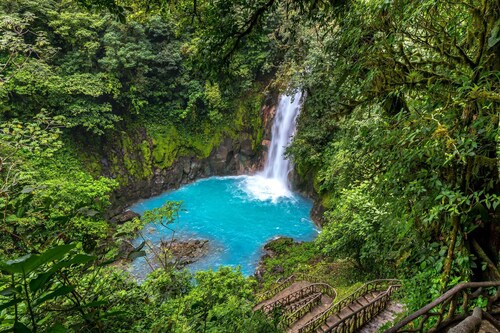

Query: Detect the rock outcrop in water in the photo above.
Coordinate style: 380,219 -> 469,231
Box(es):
160,239 -> 210,268
255,237 -> 296,283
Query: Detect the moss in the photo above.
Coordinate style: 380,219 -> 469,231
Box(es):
109,153 -> 127,186
313,173 -> 322,193
258,241 -> 367,299
187,121 -> 223,158
140,140 -> 153,177
265,237 -> 296,253
83,154 -> 103,176
150,124 -> 181,169
121,131 -> 143,180
320,191 -> 335,209
231,87 -> 263,150
73,82 -> 267,187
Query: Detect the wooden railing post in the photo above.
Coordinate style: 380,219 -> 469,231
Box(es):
385,281 -> 500,333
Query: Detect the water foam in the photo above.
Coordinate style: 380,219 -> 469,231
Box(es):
240,91 -> 303,202
241,175 -> 294,203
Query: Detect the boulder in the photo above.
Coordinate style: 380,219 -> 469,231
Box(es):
160,239 -> 210,268
111,210 -> 140,224
270,264 -> 284,274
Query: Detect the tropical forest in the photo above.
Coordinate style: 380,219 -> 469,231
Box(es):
0,0 -> 499,332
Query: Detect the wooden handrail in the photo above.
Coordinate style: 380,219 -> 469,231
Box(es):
286,292 -> 323,314
324,284 -> 401,333
255,274 -> 297,303
279,293 -> 323,328
385,281 -> 500,333
298,279 -> 401,333
261,283 -> 337,315
281,283 -> 337,327
255,273 -> 327,304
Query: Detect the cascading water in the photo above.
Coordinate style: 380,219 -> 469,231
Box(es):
263,91 -> 302,186
242,91 -> 303,202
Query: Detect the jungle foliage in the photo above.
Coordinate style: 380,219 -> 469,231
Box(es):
163,0 -> 500,312
166,0 -> 499,309
0,0 -> 499,331
0,0 -> 279,331
283,0 -> 500,309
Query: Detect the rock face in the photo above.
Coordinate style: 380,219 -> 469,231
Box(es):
107,134 -> 263,217
99,92 -> 279,218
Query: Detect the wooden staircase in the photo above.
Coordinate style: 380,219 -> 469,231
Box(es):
256,276 -> 500,333
254,275 -> 401,333
297,280 -> 401,333
254,280 -> 337,328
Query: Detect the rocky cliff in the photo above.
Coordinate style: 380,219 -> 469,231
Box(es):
74,89 -> 279,217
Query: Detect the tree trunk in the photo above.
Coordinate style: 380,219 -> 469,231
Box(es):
441,215 -> 460,289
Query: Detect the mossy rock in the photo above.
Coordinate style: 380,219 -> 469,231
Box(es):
264,237 -> 296,255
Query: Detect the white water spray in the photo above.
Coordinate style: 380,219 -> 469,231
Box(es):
263,91 -> 302,186
242,91 -> 303,202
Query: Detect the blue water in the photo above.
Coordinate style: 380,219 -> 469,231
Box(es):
129,175 -> 318,276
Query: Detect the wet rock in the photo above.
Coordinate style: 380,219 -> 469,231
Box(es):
188,161 -> 201,180
254,264 -> 266,283
111,210 -> 140,224
160,239 -> 210,268
117,240 -> 135,259
182,159 -> 191,174
261,105 -> 276,140
215,145 -> 230,161
311,200 -> 326,227
240,139 -> 254,156
270,264 -> 284,274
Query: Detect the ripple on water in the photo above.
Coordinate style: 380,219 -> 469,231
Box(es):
129,176 -> 318,277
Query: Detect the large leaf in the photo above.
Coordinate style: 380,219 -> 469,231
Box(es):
135,241 -> 146,252
29,272 -> 55,294
127,250 -> 146,261
0,299 -> 22,312
0,255 -> 33,275
29,254 -> 95,293
13,323 -> 31,333
1,244 -> 76,275
98,310 -> 127,319
20,186 -> 36,194
82,300 -> 107,308
488,20 -> 500,49
34,286 -> 75,306
45,323 -> 67,333
0,287 -> 20,297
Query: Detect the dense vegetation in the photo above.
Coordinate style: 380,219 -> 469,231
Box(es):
1,0 -> 499,332
286,0 -> 500,309
0,0 -> 278,331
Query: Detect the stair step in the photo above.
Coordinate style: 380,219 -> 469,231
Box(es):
285,292 -> 321,311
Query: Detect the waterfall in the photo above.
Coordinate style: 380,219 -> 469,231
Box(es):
242,91 -> 302,202
262,91 -> 302,188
